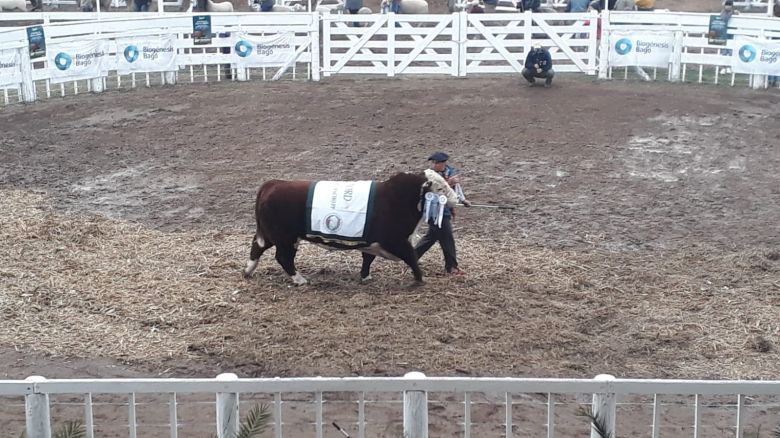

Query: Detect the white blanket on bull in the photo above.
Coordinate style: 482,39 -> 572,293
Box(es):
306,180 -> 377,247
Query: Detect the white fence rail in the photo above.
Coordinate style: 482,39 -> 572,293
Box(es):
601,10 -> 780,88
0,13 -> 319,105
2,372 -> 780,437
2,10 -> 780,106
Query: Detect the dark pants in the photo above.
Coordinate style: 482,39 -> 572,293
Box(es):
348,8 -> 361,27
522,67 -> 554,85
415,215 -> 459,273
134,0 -> 150,11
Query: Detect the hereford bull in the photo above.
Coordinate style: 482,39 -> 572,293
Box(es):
242,170 -> 457,286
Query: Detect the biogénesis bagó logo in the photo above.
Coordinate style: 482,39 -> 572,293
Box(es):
615,38 -> 670,55
737,44 -> 779,64
739,45 -> 757,63
124,44 -> 174,63
235,40 -> 253,57
615,38 -> 632,55
54,50 -> 107,71
54,52 -> 72,71
235,39 -> 291,57
124,45 -> 139,63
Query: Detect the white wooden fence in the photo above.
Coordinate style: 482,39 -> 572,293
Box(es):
321,11 -> 599,77
601,10 -> 780,88
0,13 -> 319,105
3,372 -> 780,437
2,10 -> 780,106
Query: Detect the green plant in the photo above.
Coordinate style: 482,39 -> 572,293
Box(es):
236,404 -> 271,438
772,422 -> 780,438
576,405 -> 613,438
19,421 -> 85,438
214,403 -> 271,438
53,421 -> 85,438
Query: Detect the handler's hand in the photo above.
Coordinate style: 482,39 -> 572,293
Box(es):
463,199 -> 473,207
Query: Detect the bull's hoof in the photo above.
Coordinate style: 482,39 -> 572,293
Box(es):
291,272 -> 308,286
360,275 -> 373,283
241,270 -> 252,279
407,280 -> 424,289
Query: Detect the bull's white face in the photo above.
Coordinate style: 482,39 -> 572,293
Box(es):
423,169 -> 458,207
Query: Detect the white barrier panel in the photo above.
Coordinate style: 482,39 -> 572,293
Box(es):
608,30 -> 674,68
233,31 -> 296,67
731,36 -> 780,75
115,34 -> 178,74
0,48 -> 23,88
47,38 -> 110,83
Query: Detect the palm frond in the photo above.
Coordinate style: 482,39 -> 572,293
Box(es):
53,421 -> 85,438
772,421 -> 780,438
236,404 -> 271,438
576,406 -> 612,438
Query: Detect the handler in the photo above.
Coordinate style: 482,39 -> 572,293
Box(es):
415,151 -> 471,277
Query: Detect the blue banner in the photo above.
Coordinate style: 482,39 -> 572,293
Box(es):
27,26 -> 46,59
192,15 -> 212,46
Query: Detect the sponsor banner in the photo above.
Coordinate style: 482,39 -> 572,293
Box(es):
116,35 -> 177,75
708,15 -> 731,46
192,15 -> 212,45
608,31 -> 675,68
27,26 -> 46,59
233,32 -> 296,68
731,37 -> 780,76
0,49 -> 23,88
47,39 -> 110,84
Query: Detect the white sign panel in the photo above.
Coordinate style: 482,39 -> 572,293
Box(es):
233,32 -> 296,68
731,37 -> 780,76
609,31 -> 675,68
116,35 -> 178,75
0,49 -> 22,88
47,39 -> 110,84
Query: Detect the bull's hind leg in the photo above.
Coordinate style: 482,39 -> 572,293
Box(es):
242,233 -> 274,279
275,241 -> 307,286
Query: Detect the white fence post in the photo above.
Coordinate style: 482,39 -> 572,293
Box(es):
25,375 -> 52,438
216,373 -> 240,438
311,13 -> 321,82
670,30 -> 683,82
403,371 -> 428,438
456,11 -> 467,77
590,374 -> 616,438
19,47 -> 37,103
597,10 -> 609,80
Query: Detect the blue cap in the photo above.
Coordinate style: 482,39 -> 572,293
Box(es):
428,151 -> 449,162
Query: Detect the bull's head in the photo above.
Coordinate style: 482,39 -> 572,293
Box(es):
421,169 -> 458,210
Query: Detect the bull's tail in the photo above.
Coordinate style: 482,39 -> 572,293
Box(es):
243,184 -> 274,279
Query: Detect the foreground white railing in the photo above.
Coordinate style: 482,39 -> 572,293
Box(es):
3,372 -> 780,437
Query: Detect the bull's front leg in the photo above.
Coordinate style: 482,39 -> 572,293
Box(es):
275,241 -> 308,286
360,253 -> 376,282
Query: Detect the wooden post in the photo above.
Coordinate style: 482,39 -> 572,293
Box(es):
590,374 -> 616,438
215,373 -> 239,438
403,371 -> 428,438
19,47 -> 37,103
670,30 -> 683,82
25,375 -> 52,438
310,13 -> 321,81
597,9 -> 609,80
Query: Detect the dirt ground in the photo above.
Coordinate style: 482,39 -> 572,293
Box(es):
1,2 -> 780,431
